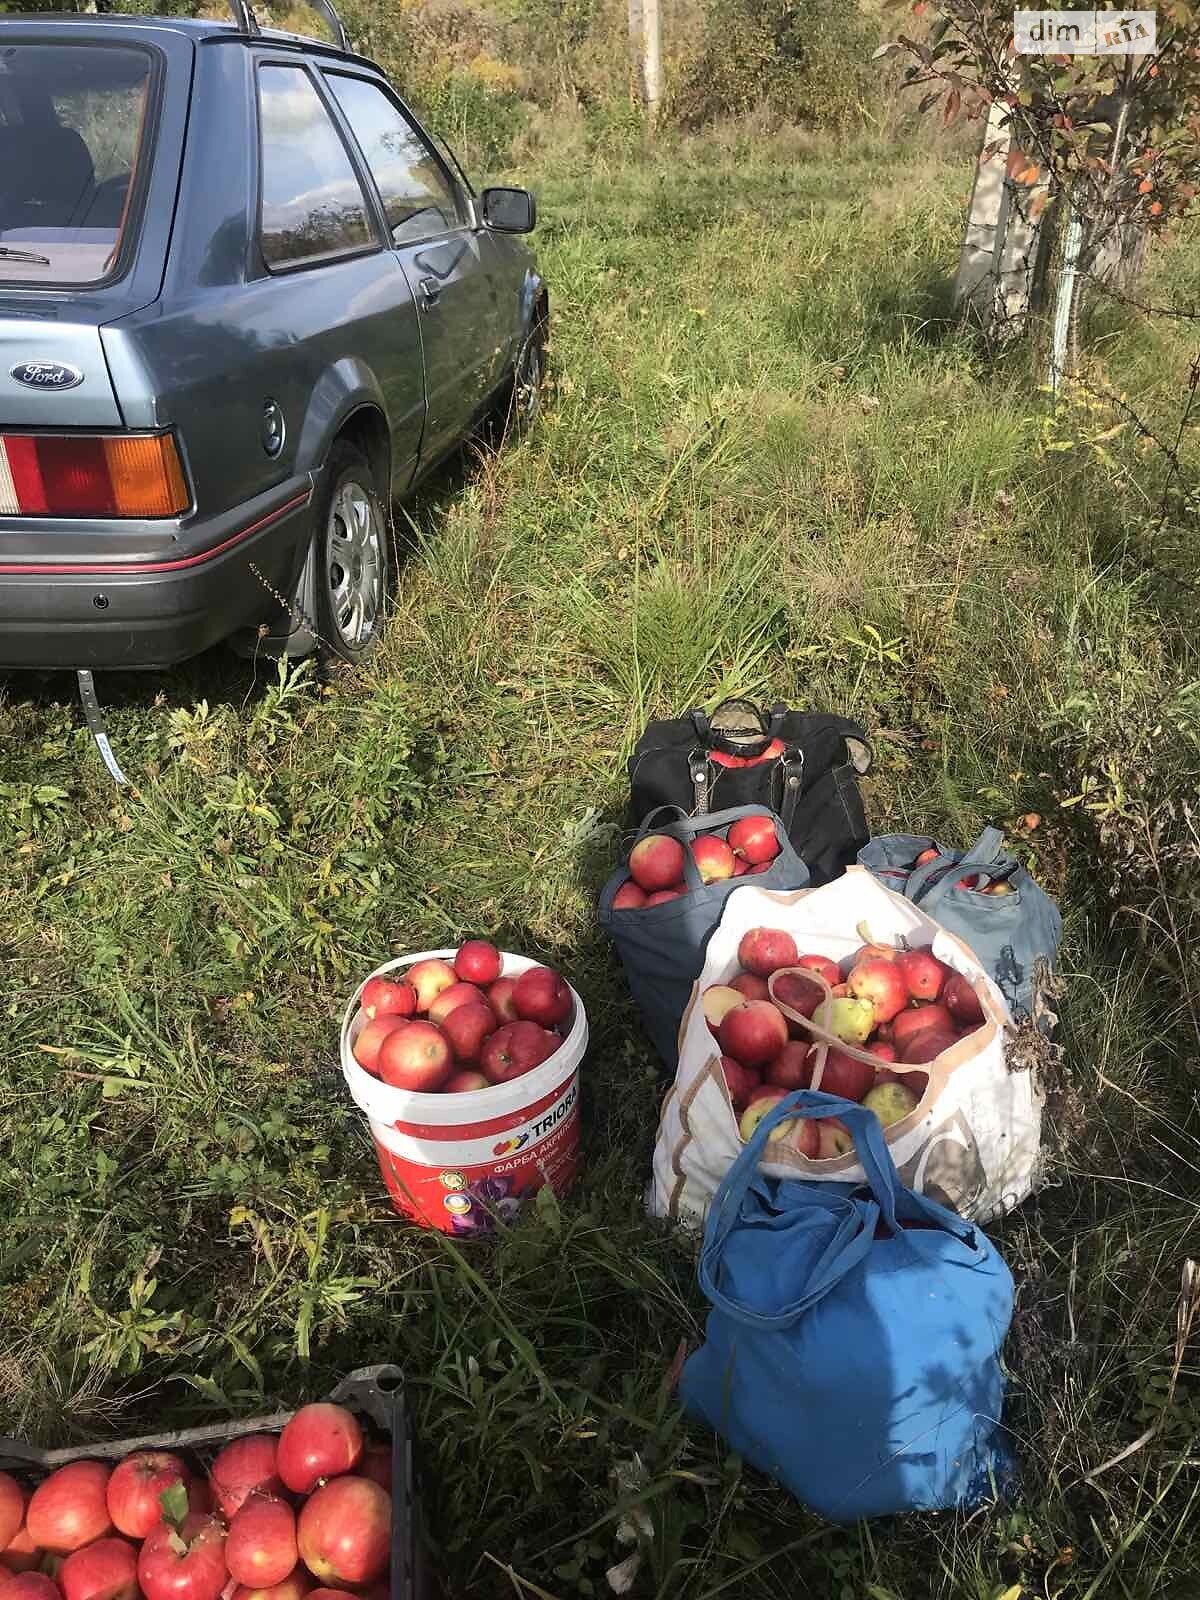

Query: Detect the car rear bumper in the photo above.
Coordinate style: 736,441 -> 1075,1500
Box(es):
0,481 -> 314,669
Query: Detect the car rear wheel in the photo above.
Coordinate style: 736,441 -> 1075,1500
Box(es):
312,440 -> 390,663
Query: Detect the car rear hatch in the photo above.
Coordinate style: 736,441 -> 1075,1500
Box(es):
0,22 -> 193,519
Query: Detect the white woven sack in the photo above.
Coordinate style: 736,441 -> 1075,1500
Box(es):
650,866 -> 1042,1226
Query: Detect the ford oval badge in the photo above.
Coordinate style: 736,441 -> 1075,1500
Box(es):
10,360 -> 84,391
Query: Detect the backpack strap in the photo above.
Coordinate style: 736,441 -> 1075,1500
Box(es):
688,749 -> 711,815
778,744 -> 805,830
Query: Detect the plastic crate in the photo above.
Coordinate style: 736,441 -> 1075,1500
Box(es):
0,1364 -> 430,1600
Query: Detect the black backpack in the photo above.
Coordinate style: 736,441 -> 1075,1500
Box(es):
625,699 -> 872,886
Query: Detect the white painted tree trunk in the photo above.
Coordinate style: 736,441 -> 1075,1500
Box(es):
642,0 -> 662,122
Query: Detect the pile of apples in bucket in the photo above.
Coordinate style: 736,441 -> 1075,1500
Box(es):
351,941 -> 570,1092
0,1402 -> 392,1600
704,922 -> 987,1156
612,817 -> 780,908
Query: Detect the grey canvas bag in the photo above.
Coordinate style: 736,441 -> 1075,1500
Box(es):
857,826 -> 1061,1020
599,804 -> 810,1068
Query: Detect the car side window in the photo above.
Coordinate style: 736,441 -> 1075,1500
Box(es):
257,64 -> 375,270
325,74 -> 465,248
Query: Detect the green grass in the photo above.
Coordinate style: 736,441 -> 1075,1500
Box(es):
3,120 -> 1200,1599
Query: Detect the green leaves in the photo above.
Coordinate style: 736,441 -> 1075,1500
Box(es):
158,1480 -> 190,1533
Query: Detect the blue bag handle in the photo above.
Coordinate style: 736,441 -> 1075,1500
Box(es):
630,804 -> 805,896
697,1091 -> 908,1330
906,825 -> 1008,908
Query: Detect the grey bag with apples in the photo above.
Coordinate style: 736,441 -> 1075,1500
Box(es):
858,826 -> 1061,1021
599,804 -> 810,1069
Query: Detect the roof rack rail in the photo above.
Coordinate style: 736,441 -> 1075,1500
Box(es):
225,0 -> 351,53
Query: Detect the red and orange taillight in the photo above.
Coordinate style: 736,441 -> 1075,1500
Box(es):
0,432 -> 190,518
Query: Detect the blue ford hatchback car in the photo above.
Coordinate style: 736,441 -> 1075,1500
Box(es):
0,2 -> 546,669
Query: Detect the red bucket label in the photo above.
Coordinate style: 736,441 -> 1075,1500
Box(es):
372,1073 -> 580,1232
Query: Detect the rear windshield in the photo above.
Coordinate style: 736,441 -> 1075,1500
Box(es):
0,43 -> 155,287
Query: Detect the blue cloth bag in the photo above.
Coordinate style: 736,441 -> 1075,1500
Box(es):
680,1091 -> 1015,1522
858,825 -> 1061,1021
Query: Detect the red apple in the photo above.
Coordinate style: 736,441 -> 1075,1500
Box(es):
809,1046 -> 874,1102
352,1015 -> 407,1076
138,1514 -> 226,1600
225,1498 -> 296,1590
232,1574 -> 311,1600
914,847 -> 939,866
277,1405 -> 363,1497
863,1082 -> 918,1127
718,1000 -> 788,1067
404,959 -> 456,1013
481,1021 -> 559,1084
1,1524 -> 42,1575
443,1069 -> 489,1092
305,1592 -> 358,1600
427,982 -> 487,1026
59,1539 -> 138,1600
729,971 -> 770,1002
747,863 -> 773,875
943,972 -> 986,1026
770,971 -> 823,1031
628,834 -> 686,892
785,1119 -> 820,1158
644,887 -> 685,905
731,857 -> 751,877
894,949 -> 951,1002
765,1041 -> 813,1090
899,1028 -> 958,1064
727,815 -> 780,865
487,977 -> 520,1022
378,1021 -> 453,1093
0,1474 -> 24,1552
440,1002 -> 499,1065
701,985 -> 743,1036
0,1578 -> 59,1600
210,1437 -> 281,1521
738,1089 -> 788,1142
359,977 -> 416,1022
106,1452 -> 190,1541
691,835 -> 736,883
891,1004 -> 954,1053
955,875 -> 980,891
26,1463 -> 111,1554
816,1117 -> 854,1158
611,880 -> 648,910
512,966 -> 572,1028
719,1055 -> 761,1111
357,1446 -> 391,1493
453,940 -> 502,985
296,1479 -> 389,1588
737,927 -> 800,977
795,953 -> 840,987
830,982 -> 849,997
847,958 -> 908,1023
984,880 -> 1015,896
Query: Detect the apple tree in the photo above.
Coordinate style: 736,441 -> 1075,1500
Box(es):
880,0 -> 1200,353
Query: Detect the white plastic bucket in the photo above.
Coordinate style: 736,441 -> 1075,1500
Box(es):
340,949 -> 588,1232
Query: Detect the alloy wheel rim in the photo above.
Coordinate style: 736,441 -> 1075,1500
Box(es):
327,477 -> 384,649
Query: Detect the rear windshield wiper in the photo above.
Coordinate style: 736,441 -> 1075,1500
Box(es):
0,245 -> 52,266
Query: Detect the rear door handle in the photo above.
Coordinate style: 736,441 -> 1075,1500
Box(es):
418,276 -> 441,311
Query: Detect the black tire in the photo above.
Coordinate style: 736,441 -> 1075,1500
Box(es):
310,439 -> 391,664
510,319 -> 547,436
